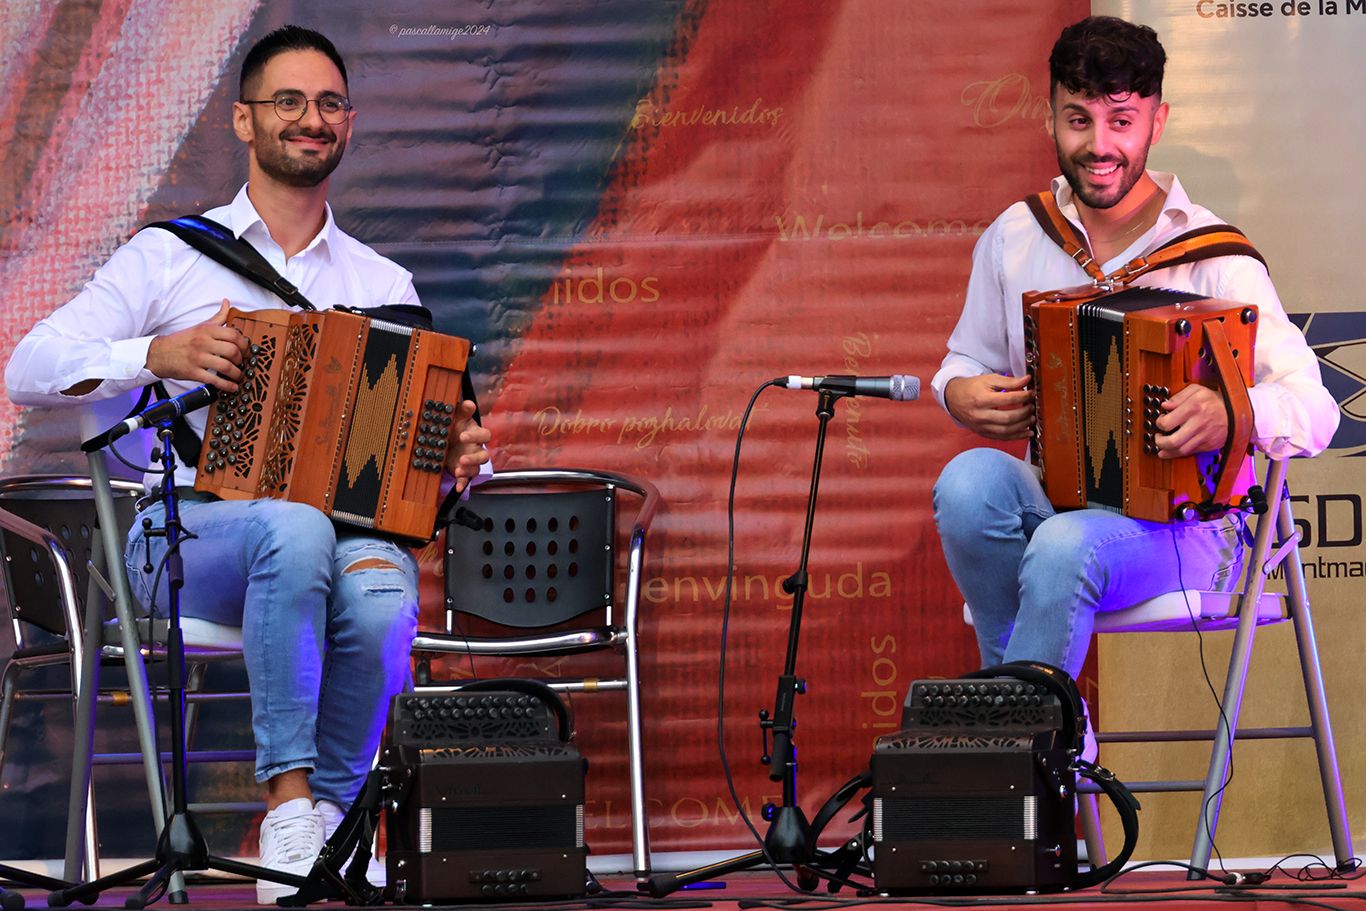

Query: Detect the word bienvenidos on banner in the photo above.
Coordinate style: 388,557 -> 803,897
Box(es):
631,97 -> 784,129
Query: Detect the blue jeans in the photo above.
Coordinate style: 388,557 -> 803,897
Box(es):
125,496 -> 419,807
934,449 -> 1248,677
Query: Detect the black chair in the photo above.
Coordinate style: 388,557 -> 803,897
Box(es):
0,459 -> 251,882
411,468 -> 660,879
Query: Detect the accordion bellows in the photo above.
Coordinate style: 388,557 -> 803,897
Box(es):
1023,286 -> 1257,523
194,307 -> 471,542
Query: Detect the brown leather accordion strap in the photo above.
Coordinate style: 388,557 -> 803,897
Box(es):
1024,192 -> 1267,287
1024,191 -> 1106,282
1201,319 -> 1256,512
1107,225 -> 1267,285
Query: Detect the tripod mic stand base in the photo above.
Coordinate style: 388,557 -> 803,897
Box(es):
763,804 -> 811,863
0,862 -> 70,905
640,850 -> 825,898
47,811 -> 308,911
0,863 -> 73,911
640,805 -> 822,901
640,850 -> 767,897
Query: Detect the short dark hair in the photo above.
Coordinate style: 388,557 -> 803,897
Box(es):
1049,16 -> 1165,100
239,25 -> 348,99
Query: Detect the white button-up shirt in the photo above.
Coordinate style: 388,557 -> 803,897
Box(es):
6,184 -> 424,486
930,171 -> 1339,459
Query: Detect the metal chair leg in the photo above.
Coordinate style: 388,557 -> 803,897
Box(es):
623,524 -> 651,879
623,636 -> 649,878
1188,461 -> 1289,875
0,661 -> 20,776
88,452 -> 183,896
1278,493 -> 1354,868
184,662 -> 209,749
1079,792 -> 1108,869
63,573 -> 106,881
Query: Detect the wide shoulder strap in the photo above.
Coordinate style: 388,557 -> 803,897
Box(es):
1025,191 -> 1269,288
1024,191 -> 1105,282
142,215 -> 318,311
1106,223 -> 1267,285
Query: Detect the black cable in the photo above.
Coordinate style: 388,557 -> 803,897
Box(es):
428,545 -> 579,749
741,895 -> 1269,909
1167,517 -> 1239,877
402,898 -> 713,911
580,900 -> 713,908
143,518 -> 198,629
434,509 -> 577,718
1271,900 -> 1356,911
737,889 -> 1362,909
444,605 -> 480,682
1101,859 -> 1279,893
1264,853 -> 1364,883
715,378 -> 804,892
1151,513 -> 1366,895
108,434 -> 154,475
139,513 -> 202,749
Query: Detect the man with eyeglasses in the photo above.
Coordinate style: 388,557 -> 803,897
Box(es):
5,25 -> 491,903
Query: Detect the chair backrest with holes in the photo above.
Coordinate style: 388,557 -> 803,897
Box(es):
444,486 -> 615,628
0,478 -> 142,639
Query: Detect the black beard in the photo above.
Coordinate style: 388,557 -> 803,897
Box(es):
1057,147 -> 1150,210
255,128 -> 346,188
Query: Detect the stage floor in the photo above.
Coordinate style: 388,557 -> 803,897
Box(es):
5,867 -> 1365,911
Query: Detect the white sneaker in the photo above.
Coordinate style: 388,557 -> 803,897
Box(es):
315,798 -> 345,840
257,797 -> 323,905
316,799 -> 386,888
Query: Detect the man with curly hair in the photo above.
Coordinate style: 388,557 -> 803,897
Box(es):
931,16 -> 1336,685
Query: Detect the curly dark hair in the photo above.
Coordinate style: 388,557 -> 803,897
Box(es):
1049,16 -> 1165,100
239,25 -> 348,100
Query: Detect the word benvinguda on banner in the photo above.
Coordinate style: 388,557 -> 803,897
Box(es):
643,561 -> 894,608
1195,0 -> 1361,16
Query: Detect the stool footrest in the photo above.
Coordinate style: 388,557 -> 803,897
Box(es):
1098,725 -> 1313,743
1078,778 -> 1204,794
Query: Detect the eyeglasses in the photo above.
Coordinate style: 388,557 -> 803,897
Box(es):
241,91 -> 353,124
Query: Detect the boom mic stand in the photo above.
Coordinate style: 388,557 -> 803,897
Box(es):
51,423 -> 302,908
645,388 -> 862,897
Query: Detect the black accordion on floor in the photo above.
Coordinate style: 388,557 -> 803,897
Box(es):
871,677 -> 1077,893
382,691 -> 587,903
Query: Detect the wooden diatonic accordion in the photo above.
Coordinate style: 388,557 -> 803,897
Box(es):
193,307 -> 471,542
1022,286 -> 1257,523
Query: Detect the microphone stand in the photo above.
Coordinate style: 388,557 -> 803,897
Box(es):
51,423 -> 303,908
0,864 -> 70,911
645,388 -> 854,896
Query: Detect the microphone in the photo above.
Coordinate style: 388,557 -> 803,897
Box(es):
780,374 -> 921,401
81,384 -> 219,452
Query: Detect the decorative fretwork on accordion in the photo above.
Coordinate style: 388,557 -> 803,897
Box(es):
1022,286 -> 1258,523
193,307 -> 471,542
